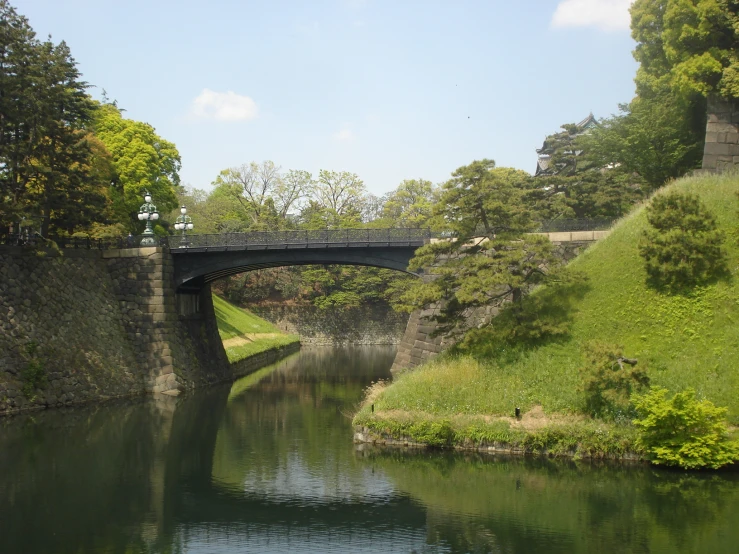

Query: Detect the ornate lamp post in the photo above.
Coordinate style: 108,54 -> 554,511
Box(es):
174,205 -> 193,247
137,190 -> 160,246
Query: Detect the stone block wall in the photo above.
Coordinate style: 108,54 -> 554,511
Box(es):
702,95 -> 739,172
103,247 -> 230,394
249,303 -> 408,345
0,248 -> 142,413
1,246 -> 231,415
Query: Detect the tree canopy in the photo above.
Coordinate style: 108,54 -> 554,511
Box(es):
93,103 -> 181,230
0,0 -> 110,236
395,160 -> 564,338
632,0 -> 739,99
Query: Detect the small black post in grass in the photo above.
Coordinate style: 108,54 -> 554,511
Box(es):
515,407 -> 521,420
371,404 -> 374,413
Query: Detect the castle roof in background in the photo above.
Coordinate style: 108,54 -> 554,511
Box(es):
535,113 -> 597,176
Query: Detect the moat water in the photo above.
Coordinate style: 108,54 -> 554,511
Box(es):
1,346 -> 738,553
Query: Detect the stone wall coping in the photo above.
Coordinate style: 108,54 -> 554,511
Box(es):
106,247 -> 163,258
0,246 -> 102,259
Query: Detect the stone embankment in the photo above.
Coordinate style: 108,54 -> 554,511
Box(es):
1,248 -> 142,414
0,246 -> 291,416
702,95 -> 739,173
392,234 -> 607,371
249,303 -> 408,346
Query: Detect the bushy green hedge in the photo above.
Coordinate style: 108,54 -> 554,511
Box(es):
633,387 -> 739,469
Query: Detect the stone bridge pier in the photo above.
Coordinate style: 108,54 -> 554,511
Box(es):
103,247 -> 229,394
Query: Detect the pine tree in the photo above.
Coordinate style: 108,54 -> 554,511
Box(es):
639,191 -> 728,290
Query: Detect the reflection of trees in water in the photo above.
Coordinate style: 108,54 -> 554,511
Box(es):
361,449 -> 739,554
8,345 -> 732,554
0,346 -> 400,553
212,346 -> 396,502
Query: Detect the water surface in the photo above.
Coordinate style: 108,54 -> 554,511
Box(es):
1,346 -> 738,553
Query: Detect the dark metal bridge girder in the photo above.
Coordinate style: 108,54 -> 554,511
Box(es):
172,245 -> 422,293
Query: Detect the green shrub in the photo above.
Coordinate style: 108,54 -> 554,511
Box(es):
639,191 -> 727,291
407,420 -> 455,448
632,387 -> 739,469
579,341 -> 649,419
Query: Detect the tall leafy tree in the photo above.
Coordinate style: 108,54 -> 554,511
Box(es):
532,119 -> 644,219
0,1 -> 106,236
580,97 -> 703,190
0,0 -> 37,230
631,0 -> 739,100
627,0 -> 739,178
311,170 -> 366,226
93,102 -> 181,230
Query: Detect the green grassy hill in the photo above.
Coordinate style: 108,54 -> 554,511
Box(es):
359,172 -> 739,429
212,294 -> 299,363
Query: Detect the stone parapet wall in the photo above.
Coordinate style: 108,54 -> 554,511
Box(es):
249,303 -> 408,345
702,95 -> 739,172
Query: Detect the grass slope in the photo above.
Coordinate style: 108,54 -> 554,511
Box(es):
357,172 -> 739,436
212,294 -> 299,363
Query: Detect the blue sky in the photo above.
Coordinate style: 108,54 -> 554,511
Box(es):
16,0 -> 637,196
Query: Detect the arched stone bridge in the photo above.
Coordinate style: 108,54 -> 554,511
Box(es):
170,228 -> 431,293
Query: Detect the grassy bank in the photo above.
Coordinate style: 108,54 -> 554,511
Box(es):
354,172 -> 739,456
212,294 -> 299,363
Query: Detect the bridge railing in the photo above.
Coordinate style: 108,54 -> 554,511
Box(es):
181,228 -> 433,250
0,221 -> 615,251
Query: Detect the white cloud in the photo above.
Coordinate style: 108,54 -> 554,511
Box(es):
189,89 -> 258,122
551,0 -> 634,31
333,128 -> 356,142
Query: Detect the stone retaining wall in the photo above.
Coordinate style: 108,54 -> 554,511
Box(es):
1,246 -> 231,416
702,95 -> 739,172
0,248 -> 142,414
249,303 -> 408,345
103,247 -> 230,394
391,239 -> 598,371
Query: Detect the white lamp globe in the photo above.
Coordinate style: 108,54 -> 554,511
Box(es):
187,223 -> 193,230
152,212 -> 159,220
144,194 -> 152,203
180,206 -> 187,215
137,213 -> 144,220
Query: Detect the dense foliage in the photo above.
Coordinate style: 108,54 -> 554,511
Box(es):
632,0 -> 739,100
396,160 -> 569,337
633,387 -> 739,469
0,1 -> 181,238
639,191 -> 727,290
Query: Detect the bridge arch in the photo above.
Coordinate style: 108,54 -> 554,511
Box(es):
170,229 -> 430,293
